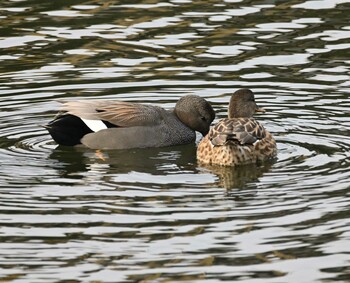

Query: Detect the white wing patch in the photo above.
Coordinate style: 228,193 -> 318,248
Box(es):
81,118 -> 108,132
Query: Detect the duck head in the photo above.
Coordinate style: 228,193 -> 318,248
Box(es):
228,89 -> 265,118
174,95 -> 215,136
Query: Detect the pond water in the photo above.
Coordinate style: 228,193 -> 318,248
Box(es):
0,0 -> 349,282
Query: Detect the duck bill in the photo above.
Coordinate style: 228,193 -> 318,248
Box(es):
255,106 -> 266,113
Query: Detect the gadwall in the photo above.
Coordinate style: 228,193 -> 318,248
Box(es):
46,95 -> 215,150
197,89 -> 277,166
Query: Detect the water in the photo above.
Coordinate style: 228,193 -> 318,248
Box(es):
0,0 -> 349,282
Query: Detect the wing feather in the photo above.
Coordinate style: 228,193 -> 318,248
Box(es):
209,118 -> 266,146
61,100 -> 164,127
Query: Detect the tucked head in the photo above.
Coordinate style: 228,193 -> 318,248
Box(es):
228,89 -> 265,118
174,95 -> 215,136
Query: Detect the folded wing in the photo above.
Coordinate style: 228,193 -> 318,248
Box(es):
62,100 -> 164,127
209,118 -> 266,146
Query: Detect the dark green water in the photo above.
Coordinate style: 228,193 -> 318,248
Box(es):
0,0 -> 349,282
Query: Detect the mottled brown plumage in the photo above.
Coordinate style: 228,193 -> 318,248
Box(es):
197,89 -> 277,166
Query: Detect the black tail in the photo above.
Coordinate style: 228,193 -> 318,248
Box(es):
45,114 -> 93,146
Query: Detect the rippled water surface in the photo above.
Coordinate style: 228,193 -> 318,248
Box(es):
0,0 -> 350,282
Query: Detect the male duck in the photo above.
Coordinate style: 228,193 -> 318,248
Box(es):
197,89 -> 277,166
46,95 -> 215,150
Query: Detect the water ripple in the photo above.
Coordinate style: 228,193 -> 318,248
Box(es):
0,0 -> 350,282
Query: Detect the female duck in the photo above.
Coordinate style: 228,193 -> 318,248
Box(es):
197,89 -> 277,166
46,95 -> 215,150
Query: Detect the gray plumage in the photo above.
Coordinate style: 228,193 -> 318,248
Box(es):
47,95 -> 215,150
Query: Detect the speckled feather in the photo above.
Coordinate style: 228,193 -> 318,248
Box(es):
197,89 -> 277,166
209,118 -> 266,146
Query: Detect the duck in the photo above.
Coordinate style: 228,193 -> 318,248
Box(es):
45,95 -> 215,150
197,89 -> 277,166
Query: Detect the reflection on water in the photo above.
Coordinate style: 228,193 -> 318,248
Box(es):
201,161 -> 274,190
0,0 -> 350,282
49,143 -> 198,177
